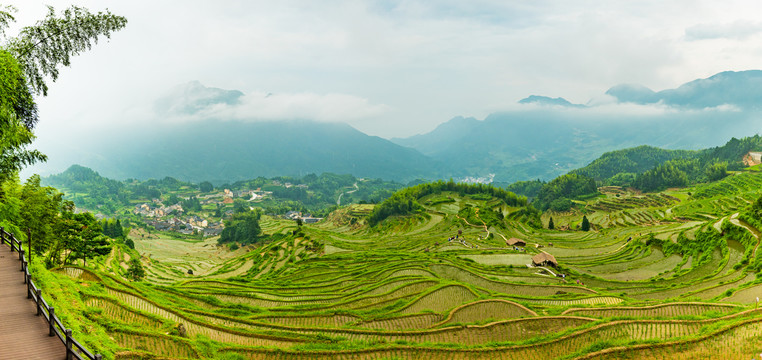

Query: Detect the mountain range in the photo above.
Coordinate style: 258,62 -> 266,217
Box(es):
30,70 -> 762,184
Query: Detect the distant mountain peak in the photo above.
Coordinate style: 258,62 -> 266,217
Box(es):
604,84 -> 656,104
518,95 -> 585,108
154,81 -> 245,116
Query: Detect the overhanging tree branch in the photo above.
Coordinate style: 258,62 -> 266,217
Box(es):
4,5 -> 128,96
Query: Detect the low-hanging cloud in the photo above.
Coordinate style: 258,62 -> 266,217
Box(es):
155,82 -> 391,124
685,21 -> 762,41
212,91 -> 391,122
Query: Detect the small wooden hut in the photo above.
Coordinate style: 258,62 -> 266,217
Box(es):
506,237 -> 526,247
532,252 -> 558,267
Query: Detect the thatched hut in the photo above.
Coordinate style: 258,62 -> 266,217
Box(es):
532,252 -> 558,267
506,237 -> 526,247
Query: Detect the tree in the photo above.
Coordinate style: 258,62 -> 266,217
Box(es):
199,181 -> 214,193
705,162 -> 728,182
0,51 -> 45,186
580,215 -> 590,231
218,209 -> 262,245
18,174 -> 64,254
48,211 -> 110,267
548,216 -> 555,230
181,196 -> 201,212
233,198 -> 249,214
126,258 -> 145,281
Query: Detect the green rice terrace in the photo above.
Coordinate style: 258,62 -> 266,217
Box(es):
24,171 -> 762,359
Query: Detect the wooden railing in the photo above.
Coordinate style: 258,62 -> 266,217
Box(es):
0,227 -> 103,360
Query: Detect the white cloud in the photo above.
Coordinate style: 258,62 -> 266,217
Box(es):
685,21 -> 762,41
163,90 -> 390,124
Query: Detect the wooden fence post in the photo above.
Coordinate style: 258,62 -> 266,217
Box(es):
0,226 -> 4,245
27,228 -> 31,264
65,329 -> 73,360
36,289 -> 42,315
49,307 -> 56,336
19,249 -> 24,267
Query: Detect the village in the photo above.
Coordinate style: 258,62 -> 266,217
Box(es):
132,185 -> 322,236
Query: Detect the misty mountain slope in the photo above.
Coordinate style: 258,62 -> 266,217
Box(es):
391,116 -> 481,156
395,70 -> 762,183
607,70 -> 762,109
81,120 -> 444,183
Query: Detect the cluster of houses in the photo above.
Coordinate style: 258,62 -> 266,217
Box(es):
133,202 -> 184,217
134,199 -> 224,237
284,211 -> 323,224
132,184 -> 321,236
144,217 -> 224,237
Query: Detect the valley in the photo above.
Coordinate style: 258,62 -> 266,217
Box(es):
29,161 -> 762,359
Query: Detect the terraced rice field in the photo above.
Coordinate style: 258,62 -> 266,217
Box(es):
41,179 -> 762,359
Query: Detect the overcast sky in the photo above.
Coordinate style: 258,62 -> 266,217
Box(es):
11,0 -> 762,143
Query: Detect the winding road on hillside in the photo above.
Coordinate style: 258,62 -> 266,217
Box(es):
336,182 -> 359,206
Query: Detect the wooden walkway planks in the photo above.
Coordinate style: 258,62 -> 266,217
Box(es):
0,245 -> 66,359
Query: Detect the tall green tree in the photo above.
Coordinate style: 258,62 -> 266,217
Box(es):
580,215 -> 590,231
548,216 -> 555,230
19,174 -> 64,254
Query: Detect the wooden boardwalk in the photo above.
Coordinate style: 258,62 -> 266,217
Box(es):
0,244 -> 66,359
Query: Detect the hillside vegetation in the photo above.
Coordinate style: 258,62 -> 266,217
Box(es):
9,164 -> 762,359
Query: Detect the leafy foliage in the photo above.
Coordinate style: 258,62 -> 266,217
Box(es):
100,218 -> 125,239
572,145 -> 696,181
47,210 -> 110,267
501,179 -> 544,200
218,209 -> 262,245
632,159 -> 696,192
534,173 -> 597,211
19,174 -> 64,254
368,180 -> 526,226
4,5 -> 127,96
126,257 -> 145,281
0,51 -> 45,185
44,165 -> 129,213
